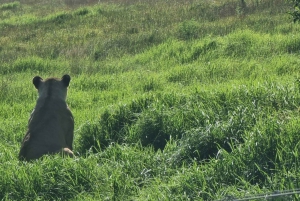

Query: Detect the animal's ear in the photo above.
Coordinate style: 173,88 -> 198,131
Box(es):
32,76 -> 43,89
62,74 -> 71,87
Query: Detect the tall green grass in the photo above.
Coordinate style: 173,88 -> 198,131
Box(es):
1,0 -> 300,200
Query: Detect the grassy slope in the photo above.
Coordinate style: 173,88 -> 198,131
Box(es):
1,0 -> 300,200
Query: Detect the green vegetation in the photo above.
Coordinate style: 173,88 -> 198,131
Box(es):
1,0 -> 300,200
289,0 -> 300,22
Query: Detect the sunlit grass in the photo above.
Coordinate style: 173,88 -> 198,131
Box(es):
1,0 -> 300,200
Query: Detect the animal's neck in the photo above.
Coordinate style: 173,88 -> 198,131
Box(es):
36,97 -> 67,109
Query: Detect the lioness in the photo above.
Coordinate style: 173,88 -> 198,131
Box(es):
19,74 -> 74,161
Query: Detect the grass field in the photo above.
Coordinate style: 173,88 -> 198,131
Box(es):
1,0 -> 300,200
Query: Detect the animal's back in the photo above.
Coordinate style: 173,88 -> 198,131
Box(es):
19,75 -> 74,161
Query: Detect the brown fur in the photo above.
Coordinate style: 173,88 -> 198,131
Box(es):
19,75 -> 74,161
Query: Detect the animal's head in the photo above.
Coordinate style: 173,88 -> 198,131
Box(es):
33,74 -> 71,100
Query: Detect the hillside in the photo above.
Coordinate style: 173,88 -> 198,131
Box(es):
1,0 -> 300,200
